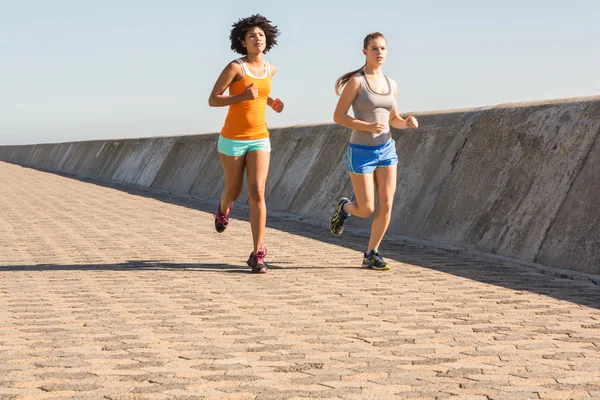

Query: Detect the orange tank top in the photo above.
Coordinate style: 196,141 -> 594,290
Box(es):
221,59 -> 272,140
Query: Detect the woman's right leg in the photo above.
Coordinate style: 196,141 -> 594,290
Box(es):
329,172 -> 375,236
345,173 -> 376,218
330,142 -> 379,235
218,152 -> 246,216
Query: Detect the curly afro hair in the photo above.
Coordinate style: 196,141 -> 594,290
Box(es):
229,14 -> 280,55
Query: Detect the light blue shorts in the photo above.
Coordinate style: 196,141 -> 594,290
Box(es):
345,139 -> 398,174
217,135 -> 271,157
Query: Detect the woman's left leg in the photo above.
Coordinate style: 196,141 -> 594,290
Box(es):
244,150 -> 270,271
368,165 -> 397,252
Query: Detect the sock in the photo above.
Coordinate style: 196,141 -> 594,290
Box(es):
341,202 -> 351,217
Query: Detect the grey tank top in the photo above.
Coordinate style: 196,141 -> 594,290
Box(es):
350,72 -> 397,146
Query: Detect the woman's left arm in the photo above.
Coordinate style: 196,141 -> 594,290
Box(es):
267,63 -> 284,113
389,80 -> 418,129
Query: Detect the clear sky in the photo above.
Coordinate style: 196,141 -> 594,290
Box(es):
1,0 -> 599,145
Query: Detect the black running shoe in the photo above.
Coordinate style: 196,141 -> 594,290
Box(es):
329,197 -> 350,236
362,250 -> 391,271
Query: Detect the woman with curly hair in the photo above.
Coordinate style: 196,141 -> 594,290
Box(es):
329,32 -> 419,271
208,14 -> 283,274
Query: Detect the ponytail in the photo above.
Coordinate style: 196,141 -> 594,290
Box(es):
335,64 -> 366,95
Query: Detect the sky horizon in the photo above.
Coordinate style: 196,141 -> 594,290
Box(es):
2,0 -> 599,145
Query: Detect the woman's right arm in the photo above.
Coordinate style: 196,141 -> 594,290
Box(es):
333,76 -> 385,134
208,62 -> 255,107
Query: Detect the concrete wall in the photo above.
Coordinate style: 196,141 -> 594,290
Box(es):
2,96 -> 600,274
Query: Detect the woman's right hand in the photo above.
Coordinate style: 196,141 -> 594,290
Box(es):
242,83 -> 258,101
368,122 -> 386,134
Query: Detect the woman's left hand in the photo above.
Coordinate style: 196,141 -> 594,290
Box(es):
406,116 -> 418,128
271,98 -> 284,113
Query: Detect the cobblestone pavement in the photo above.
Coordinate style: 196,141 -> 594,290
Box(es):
1,161 -> 599,400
